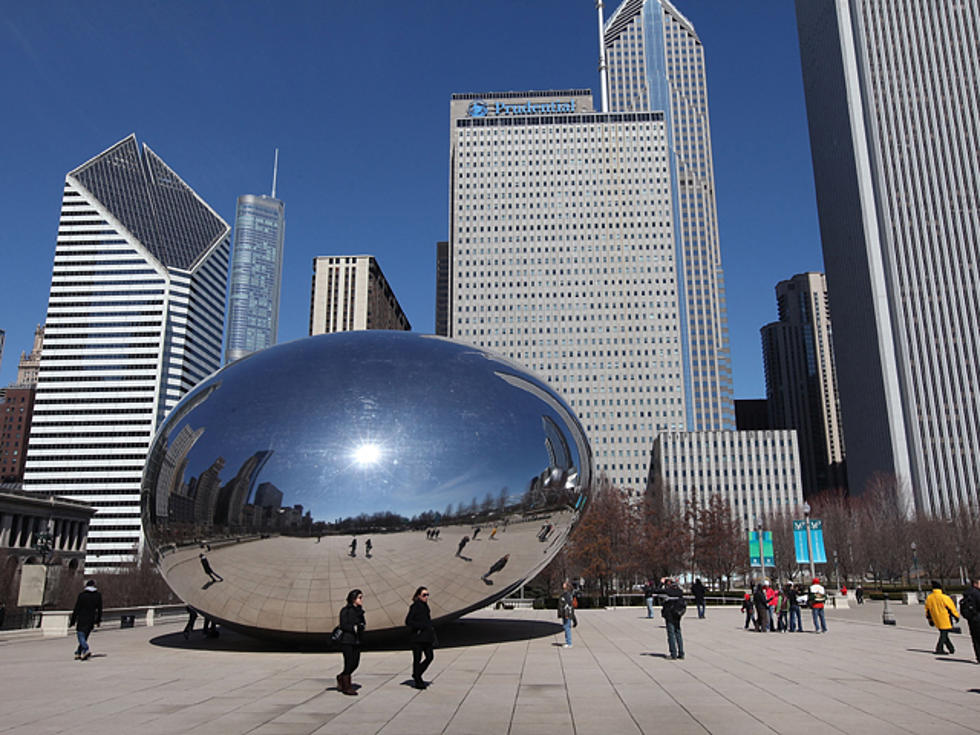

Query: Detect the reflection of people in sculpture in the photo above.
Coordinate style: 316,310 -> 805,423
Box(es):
456,536 -> 470,557
349,538 -> 357,557
489,526 -> 498,540
365,539 -> 373,558
405,586 -> 436,689
481,554 -> 510,584
199,553 -> 223,582
472,527 -> 480,540
336,589 -> 366,696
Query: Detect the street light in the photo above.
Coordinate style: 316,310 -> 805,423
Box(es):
802,501 -> 816,582
756,518 -> 767,585
911,541 -> 922,602
833,549 -> 840,592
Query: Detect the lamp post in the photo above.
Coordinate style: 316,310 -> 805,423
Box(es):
756,519 -> 766,585
802,502 -> 816,582
911,541 -> 922,602
833,549 -> 840,592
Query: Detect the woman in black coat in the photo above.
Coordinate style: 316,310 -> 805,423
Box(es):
336,589 -> 365,695
405,586 -> 436,689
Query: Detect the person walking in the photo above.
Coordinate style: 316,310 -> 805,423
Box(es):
183,606 -> 198,640
348,538 -> 357,558
336,589 -> 366,695
809,578 -> 828,633
365,539 -> 373,558
692,578 -> 707,619
456,535 -> 470,557
558,580 -> 576,648
660,578 -> 686,659
764,581 -> 777,632
752,583 -> 769,632
776,585 -> 790,632
924,581 -> 959,655
199,552 -> 223,582
643,579 -> 657,619
959,576 -> 980,664
405,586 -> 436,689
787,584 -> 803,633
741,592 -> 754,629
69,579 -> 102,660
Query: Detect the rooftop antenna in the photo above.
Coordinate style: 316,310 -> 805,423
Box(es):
596,1 -> 609,112
271,148 -> 279,198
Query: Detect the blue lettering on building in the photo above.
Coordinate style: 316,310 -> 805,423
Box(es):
466,99 -> 576,118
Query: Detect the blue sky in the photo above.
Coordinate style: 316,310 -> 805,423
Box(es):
0,1 -> 823,398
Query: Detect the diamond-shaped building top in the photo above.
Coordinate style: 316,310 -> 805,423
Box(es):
69,134 -> 228,270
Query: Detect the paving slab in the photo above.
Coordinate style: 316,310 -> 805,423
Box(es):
1,601 -> 978,734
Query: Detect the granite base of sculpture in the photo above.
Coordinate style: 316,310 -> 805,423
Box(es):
141,332 -> 592,641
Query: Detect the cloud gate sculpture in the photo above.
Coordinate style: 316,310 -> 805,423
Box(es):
141,332 -> 593,641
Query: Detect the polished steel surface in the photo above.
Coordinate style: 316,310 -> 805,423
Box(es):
141,331 -> 592,640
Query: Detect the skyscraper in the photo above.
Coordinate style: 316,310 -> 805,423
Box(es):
761,272 -> 845,498
796,1 -> 979,515
23,135 -> 230,568
447,89 -> 684,490
603,0 -> 734,431
310,255 -> 410,335
225,153 -> 285,363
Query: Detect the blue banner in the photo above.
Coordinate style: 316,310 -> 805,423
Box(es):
749,530 -> 774,567
793,519 -> 827,564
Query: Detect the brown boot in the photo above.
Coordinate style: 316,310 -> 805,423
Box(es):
335,674 -> 343,691
340,674 -> 358,696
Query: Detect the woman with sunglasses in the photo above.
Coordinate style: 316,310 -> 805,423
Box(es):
336,589 -> 366,695
405,586 -> 436,689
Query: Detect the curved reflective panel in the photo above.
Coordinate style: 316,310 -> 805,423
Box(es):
141,332 -> 592,640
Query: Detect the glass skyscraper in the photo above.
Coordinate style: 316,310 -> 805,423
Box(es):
23,135 -> 230,568
604,0 -> 734,432
225,193 -> 285,363
796,1 -> 980,516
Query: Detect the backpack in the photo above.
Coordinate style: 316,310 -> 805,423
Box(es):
961,594 -> 978,622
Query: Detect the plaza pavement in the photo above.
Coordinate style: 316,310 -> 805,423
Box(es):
1,601 -> 978,735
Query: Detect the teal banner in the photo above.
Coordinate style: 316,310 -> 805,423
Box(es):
793,519 -> 827,564
749,530 -> 774,567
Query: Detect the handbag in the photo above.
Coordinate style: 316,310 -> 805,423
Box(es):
331,626 -> 343,642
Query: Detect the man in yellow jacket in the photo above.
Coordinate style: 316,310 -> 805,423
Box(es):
925,581 -> 960,655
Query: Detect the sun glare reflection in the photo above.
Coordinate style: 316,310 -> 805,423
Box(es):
352,442 -> 382,466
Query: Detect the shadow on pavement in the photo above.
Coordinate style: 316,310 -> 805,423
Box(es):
149,616 -> 563,654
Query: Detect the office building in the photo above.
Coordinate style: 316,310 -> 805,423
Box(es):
0,329 -> 4,375
0,386 -> 36,483
23,134 -> 231,568
310,255 -> 410,335
762,272 -> 845,497
603,0 -> 734,431
650,430 -> 804,526
734,399 -> 770,432
447,89 -> 685,490
435,241 -> 449,337
225,156 -> 285,363
16,325 -> 44,387
796,1 -> 979,515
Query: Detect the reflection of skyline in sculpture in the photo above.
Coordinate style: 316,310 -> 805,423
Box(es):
141,331 -> 594,638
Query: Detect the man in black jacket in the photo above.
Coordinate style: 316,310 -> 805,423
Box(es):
962,576 -> 980,664
660,578 -> 686,659
69,579 -> 102,660
692,578 -> 707,619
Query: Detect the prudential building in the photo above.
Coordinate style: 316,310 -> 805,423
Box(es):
445,3 -> 734,492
